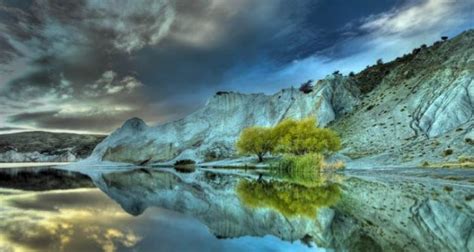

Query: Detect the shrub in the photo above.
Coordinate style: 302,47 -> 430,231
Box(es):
376,59 -> 383,65
216,91 -> 230,95
465,138 -> 473,145
458,156 -> 474,163
274,153 -> 323,175
349,72 -> 355,77
443,148 -> 453,156
299,80 -> 314,94
441,36 -> 448,41
236,126 -> 274,162
174,159 -> 196,166
333,70 -> 340,75
412,48 -> 421,54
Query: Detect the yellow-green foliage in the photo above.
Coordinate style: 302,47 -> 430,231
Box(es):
272,154 -> 322,185
274,118 -> 341,155
236,126 -> 274,162
321,159 -> 346,171
237,179 -> 341,218
236,117 -> 342,161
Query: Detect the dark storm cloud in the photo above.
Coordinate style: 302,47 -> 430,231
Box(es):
0,0 -> 471,132
8,111 -> 59,124
7,109 -> 132,132
0,126 -> 27,132
0,36 -> 23,64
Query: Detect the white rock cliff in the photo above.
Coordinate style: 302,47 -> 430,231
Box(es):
91,30 -> 474,165
91,76 -> 360,163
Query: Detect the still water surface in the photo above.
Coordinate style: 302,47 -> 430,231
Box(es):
0,165 -> 322,252
0,164 -> 473,252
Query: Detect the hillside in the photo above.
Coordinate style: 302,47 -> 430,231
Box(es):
0,131 -> 106,162
330,30 -> 474,166
90,30 -> 474,166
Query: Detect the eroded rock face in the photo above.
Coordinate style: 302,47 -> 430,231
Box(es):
331,30 -> 474,165
91,76 -> 360,163
88,30 -> 474,165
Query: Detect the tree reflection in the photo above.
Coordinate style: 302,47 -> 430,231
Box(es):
236,177 -> 341,218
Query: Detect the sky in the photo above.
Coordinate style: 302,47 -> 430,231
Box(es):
0,0 -> 472,134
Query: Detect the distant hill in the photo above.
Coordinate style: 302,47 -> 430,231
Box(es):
0,131 -> 106,162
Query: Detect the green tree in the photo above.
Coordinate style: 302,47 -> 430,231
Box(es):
236,126 -> 273,162
274,117 -> 341,155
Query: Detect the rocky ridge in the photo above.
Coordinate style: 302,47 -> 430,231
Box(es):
0,131 -> 106,162
91,76 -> 360,163
90,30 -> 474,165
331,30 -> 474,166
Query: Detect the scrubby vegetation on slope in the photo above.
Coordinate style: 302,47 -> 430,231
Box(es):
0,131 -> 106,159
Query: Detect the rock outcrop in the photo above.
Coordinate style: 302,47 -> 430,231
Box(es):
90,30 -> 474,165
91,76 -> 360,163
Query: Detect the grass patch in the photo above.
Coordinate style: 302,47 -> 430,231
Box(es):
321,159 -> 346,170
269,154 -> 345,186
421,160 -> 474,169
343,150 -> 376,159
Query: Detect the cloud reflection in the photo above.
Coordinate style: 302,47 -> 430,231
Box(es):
0,188 -> 322,252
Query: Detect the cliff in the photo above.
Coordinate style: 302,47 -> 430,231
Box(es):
90,30 -> 474,165
91,76 -> 360,163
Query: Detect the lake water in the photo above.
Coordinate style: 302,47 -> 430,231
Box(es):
0,164 -> 473,251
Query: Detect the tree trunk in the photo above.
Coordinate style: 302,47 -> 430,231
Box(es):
257,154 -> 263,162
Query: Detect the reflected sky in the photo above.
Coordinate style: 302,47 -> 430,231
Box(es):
0,187 -> 324,252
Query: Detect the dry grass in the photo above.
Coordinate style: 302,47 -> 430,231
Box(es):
421,160 -> 474,169
458,156 -> 474,163
321,159 -> 346,171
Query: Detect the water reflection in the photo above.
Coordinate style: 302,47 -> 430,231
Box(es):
0,167 -> 95,191
96,169 -> 329,246
0,188 -> 142,252
0,168 -> 322,252
236,179 -> 340,218
1,166 -> 473,251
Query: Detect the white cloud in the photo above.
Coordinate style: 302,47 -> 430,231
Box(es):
361,0 -> 471,36
85,70 -> 143,96
169,0 -> 282,48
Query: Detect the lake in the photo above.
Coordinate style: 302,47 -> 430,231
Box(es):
0,164 -> 473,251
